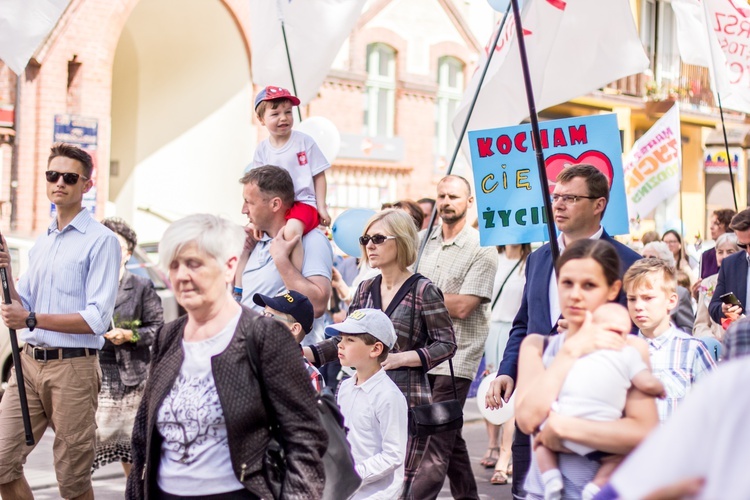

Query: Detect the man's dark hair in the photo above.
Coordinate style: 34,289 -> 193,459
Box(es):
715,208 -> 737,232
239,165 -> 294,207
417,197 -> 435,208
102,217 -> 138,254
730,208 -> 750,232
48,143 -> 93,179
556,164 -> 610,206
393,199 -> 424,231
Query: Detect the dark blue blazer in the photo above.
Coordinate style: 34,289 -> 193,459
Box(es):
497,230 -> 641,381
709,251 -> 748,324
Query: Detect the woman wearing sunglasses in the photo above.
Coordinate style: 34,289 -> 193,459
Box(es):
307,209 -> 457,498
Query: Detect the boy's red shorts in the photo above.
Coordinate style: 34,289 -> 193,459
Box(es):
286,201 -> 319,234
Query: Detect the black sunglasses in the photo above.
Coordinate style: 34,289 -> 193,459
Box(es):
45,170 -> 88,185
738,242 -> 750,249
359,234 -> 397,246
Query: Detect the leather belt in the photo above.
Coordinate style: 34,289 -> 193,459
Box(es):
23,343 -> 97,362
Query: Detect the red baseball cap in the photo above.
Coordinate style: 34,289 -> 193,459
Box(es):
254,86 -> 301,110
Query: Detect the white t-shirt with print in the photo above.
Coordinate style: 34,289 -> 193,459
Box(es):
156,311 -> 242,495
252,130 -> 330,208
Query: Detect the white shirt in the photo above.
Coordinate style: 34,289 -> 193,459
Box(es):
156,311 -> 242,495
252,130 -> 330,208
548,226 -> 604,325
337,368 -> 408,500
609,358 -> 750,499
490,253 -> 525,323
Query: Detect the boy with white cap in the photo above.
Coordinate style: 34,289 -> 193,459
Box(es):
326,309 -> 408,499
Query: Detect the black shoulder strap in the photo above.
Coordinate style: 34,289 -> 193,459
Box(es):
491,259 -> 522,311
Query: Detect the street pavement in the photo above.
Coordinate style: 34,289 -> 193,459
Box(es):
27,398 -> 513,499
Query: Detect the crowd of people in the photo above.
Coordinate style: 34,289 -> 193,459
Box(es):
0,85 -> 748,500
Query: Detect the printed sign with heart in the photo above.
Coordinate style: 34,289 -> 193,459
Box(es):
545,151 -> 614,190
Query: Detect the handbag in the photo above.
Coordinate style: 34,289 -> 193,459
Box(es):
405,278 -> 464,438
245,320 -> 362,500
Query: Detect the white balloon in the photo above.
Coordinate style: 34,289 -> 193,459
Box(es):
476,374 -> 515,425
295,116 -> 341,163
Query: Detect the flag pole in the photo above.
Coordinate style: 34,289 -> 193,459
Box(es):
415,3 -> 512,271
716,92 -> 739,211
509,0 -> 560,262
277,0 -> 303,123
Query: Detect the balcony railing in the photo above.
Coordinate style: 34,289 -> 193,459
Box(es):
605,63 -> 719,111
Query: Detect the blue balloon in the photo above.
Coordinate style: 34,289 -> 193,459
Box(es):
332,209 -> 376,258
486,0 -> 522,12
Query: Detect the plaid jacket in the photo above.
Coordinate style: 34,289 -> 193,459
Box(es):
311,274 -> 456,407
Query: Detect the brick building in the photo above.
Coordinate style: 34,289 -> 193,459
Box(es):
0,0 -> 746,243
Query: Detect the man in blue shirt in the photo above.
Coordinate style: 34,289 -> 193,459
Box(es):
236,165 -> 332,343
0,144 -> 120,500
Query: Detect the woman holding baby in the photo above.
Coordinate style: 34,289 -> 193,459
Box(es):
511,239 -> 660,499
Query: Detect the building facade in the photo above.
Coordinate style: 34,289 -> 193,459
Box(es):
0,0 -> 746,244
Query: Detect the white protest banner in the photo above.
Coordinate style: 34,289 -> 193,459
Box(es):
249,0 -> 366,106
623,104 -> 682,219
453,0 -> 648,147
0,0 -> 70,75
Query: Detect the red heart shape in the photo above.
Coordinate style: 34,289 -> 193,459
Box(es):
545,151 -> 614,192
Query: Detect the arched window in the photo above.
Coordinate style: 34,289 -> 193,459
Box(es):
364,43 -> 396,137
435,56 -> 465,167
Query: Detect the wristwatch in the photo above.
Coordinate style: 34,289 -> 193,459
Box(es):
25,312 -> 36,332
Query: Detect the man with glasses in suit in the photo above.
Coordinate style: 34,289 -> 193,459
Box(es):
0,143 -> 120,500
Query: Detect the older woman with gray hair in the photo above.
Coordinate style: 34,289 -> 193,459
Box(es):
694,232 -> 740,340
641,241 -> 695,333
127,214 -> 327,500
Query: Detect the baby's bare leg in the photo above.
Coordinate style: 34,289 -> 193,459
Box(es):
284,219 -> 306,271
591,455 -> 624,487
535,443 -> 559,474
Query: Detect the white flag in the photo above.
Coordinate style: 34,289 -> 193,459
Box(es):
672,0 -> 750,113
453,0 -> 649,144
623,104 -> 682,218
0,0 -> 70,75
249,0 -> 366,105
671,0 -> 713,66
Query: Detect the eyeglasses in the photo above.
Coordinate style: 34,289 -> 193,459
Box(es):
45,171 -> 88,185
359,234 -> 397,246
262,311 -> 294,323
550,194 -> 600,205
737,242 -> 750,249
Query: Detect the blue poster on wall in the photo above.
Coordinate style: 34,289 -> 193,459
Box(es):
469,113 -> 628,246
52,114 -> 98,216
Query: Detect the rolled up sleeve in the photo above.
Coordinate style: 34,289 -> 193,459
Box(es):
80,234 -> 121,335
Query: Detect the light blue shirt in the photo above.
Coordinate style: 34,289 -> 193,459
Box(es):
240,228 -> 333,311
17,209 -> 121,349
